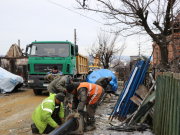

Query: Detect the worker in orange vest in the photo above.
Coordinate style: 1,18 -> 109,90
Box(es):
66,82 -> 105,131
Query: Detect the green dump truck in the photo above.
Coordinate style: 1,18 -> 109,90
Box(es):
26,41 -> 88,95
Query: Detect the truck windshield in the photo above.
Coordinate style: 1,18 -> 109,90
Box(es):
30,43 -> 69,57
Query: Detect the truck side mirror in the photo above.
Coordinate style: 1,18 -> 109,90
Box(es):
24,52 -> 28,56
25,44 -> 29,53
25,44 -> 30,56
75,45 -> 78,56
25,44 -> 32,56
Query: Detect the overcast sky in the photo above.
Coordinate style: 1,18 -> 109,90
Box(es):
0,0 -> 152,57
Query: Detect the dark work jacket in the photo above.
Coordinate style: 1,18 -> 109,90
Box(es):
95,77 -> 108,89
72,82 -> 87,113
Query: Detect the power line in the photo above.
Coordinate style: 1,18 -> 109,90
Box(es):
47,0 -> 105,25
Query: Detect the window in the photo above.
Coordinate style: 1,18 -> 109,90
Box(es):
71,45 -> 74,56
31,45 -> 37,55
30,43 -> 69,57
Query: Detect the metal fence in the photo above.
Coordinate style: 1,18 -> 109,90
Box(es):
109,57 -> 151,121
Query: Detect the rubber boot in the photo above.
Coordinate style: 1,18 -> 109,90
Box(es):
31,123 -> 39,134
85,120 -> 96,131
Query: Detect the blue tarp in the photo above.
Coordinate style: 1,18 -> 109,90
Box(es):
86,69 -> 117,91
0,67 -> 23,93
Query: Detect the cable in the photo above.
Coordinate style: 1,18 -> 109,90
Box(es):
47,0 -> 105,25
47,0 -> 122,30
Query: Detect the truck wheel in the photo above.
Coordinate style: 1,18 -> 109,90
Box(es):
33,89 -> 42,95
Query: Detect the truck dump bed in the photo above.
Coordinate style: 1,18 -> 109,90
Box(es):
76,53 -> 88,74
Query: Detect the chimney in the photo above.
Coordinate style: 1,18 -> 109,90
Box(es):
18,39 -> 20,47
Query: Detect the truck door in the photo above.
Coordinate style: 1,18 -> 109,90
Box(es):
70,44 -> 76,75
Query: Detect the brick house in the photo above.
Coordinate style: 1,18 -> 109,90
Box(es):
152,13 -> 180,71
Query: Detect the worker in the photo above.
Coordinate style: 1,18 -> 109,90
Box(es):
47,75 -> 73,94
44,65 -> 63,82
48,76 -> 79,118
31,93 -> 65,134
66,82 -> 105,131
95,76 -> 112,92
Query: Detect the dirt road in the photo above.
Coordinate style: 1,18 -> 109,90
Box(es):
0,89 -> 48,135
0,89 -> 154,135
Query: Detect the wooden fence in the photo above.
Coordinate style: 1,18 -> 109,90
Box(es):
153,72 -> 180,135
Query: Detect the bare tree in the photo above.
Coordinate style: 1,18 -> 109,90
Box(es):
86,31 -> 126,69
76,0 -> 180,69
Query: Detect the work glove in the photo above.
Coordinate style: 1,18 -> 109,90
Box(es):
72,109 -> 77,113
63,89 -> 67,95
74,113 -> 80,119
69,102 -> 72,108
55,125 -> 59,129
64,89 -> 68,93
61,119 -> 65,124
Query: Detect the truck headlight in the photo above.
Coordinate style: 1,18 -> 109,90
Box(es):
28,80 -> 34,83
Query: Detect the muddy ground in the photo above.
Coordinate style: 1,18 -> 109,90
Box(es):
0,88 -> 47,135
0,88 -> 154,135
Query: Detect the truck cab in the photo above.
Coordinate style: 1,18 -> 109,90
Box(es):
26,41 -> 78,95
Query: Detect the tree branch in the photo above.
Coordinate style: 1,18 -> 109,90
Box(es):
163,0 -> 175,36
153,21 -> 163,33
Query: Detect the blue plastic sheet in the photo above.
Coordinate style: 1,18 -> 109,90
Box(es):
86,69 -> 117,91
0,67 -> 23,93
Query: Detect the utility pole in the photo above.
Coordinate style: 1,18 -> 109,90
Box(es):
74,29 -> 77,45
137,36 -> 141,60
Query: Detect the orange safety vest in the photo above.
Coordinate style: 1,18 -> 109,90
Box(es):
77,82 -> 102,105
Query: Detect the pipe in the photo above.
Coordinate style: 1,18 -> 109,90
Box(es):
49,118 -> 78,135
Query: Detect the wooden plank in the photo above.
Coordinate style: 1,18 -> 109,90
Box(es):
164,76 -> 170,135
177,80 -> 180,135
13,45 -> 16,57
173,79 -> 178,135
135,84 -> 148,99
169,78 -> 174,135
140,105 -> 154,123
142,91 -> 156,105
166,72 -> 173,77
156,72 -> 163,76
149,106 -> 154,118
14,44 -> 21,56
173,73 -> 179,79
130,95 -> 142,106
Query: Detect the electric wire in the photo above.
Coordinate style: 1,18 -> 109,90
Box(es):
47,0 -> 106,25
47,0 -> 121,29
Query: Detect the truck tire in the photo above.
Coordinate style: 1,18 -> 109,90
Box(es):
33,89 -> 42,95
